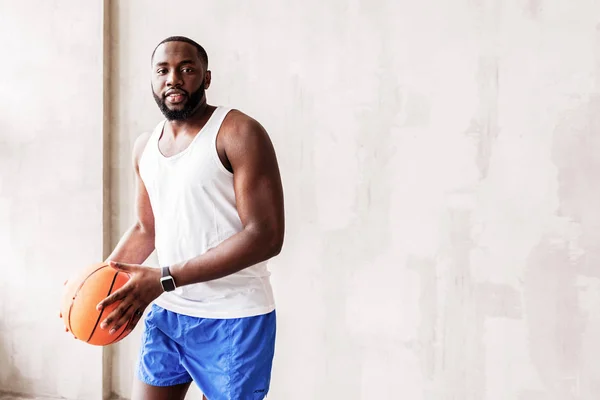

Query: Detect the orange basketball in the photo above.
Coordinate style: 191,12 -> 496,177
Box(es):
60,262 -> 133,346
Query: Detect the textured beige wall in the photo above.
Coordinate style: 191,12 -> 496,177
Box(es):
108,1 -> 600,399
3,0 -> 600,399
0,1 -> 106,399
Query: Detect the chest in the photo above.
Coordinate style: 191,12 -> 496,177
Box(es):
141,139 -> 227,198
158,133 -> 197,158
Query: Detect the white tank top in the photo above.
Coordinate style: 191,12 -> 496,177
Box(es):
138,106 -> 275,319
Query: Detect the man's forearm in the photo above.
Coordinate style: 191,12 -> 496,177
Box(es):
170,226 -> 282,287
105,223 -> 155,265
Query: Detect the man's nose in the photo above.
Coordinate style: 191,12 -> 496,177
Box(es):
166,70 -> 183,87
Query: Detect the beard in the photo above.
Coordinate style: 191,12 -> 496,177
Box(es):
153,81 -> 205,121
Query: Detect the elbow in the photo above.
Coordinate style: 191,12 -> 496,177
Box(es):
264,228 -> 284,259
269,233 -> 284,257
134,221 -> 155,239
251,222 -> 284,260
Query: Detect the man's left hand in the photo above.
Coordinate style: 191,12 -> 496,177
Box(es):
96,261 -> 163,335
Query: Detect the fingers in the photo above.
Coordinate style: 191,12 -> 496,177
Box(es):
102,306 -> 145,335
110,306 -> 133,335
96,284 -> 129,311
100,300 -> 132,334
108,261 -> 134,272
98,285 -> 147,335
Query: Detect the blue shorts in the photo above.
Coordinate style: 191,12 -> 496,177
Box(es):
136,304 -> 276,400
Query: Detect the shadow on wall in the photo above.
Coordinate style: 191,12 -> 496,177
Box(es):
0,292 -> 40,398
0,121 -> 18,393
0,318 -> 24,397
524,94 -> 600,399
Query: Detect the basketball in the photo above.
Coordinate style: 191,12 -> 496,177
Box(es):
60,262 -> 133,346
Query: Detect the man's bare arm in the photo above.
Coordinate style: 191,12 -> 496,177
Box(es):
105,132 -> 156,264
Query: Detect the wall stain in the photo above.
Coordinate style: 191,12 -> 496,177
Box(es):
524,93 -> 600,399
524,239 -> 583,399
524,0 -> 543,19
464,56 -> 500,181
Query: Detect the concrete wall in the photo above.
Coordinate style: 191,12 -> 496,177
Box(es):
3,0 -> 600,399
0,1 -> 106,399
108,1 -> 600,399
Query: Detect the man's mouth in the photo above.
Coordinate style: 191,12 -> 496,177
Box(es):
165,90 -> 187,104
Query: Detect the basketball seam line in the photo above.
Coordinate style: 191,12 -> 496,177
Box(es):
86,269 -> 120,343
67,263 -> 109,338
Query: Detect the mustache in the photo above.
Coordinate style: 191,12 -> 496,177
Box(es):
163,88 -> 189,98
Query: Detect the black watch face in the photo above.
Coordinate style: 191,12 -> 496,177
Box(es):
162,277 -> 176,292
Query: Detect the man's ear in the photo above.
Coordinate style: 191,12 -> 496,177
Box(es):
204,71 -> 212,89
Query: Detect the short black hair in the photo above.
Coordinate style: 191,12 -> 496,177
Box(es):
151,36 -> 208,68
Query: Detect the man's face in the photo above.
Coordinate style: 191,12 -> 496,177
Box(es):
151,41 -> 209,121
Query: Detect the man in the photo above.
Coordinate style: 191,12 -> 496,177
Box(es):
95,36 -> 285,400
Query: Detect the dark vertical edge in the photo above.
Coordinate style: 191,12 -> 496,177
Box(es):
101,0 -> 113,399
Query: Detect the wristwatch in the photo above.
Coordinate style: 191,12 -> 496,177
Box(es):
160,266 -> 176,292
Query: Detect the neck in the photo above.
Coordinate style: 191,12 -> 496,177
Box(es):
167,101 -> 212,137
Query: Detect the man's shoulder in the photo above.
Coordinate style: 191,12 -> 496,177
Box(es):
132,131 -> 154,168
135,131 -> 153,147
221,108 -> 267,140
135,118 -> 165,150
222,108 -> 253,126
